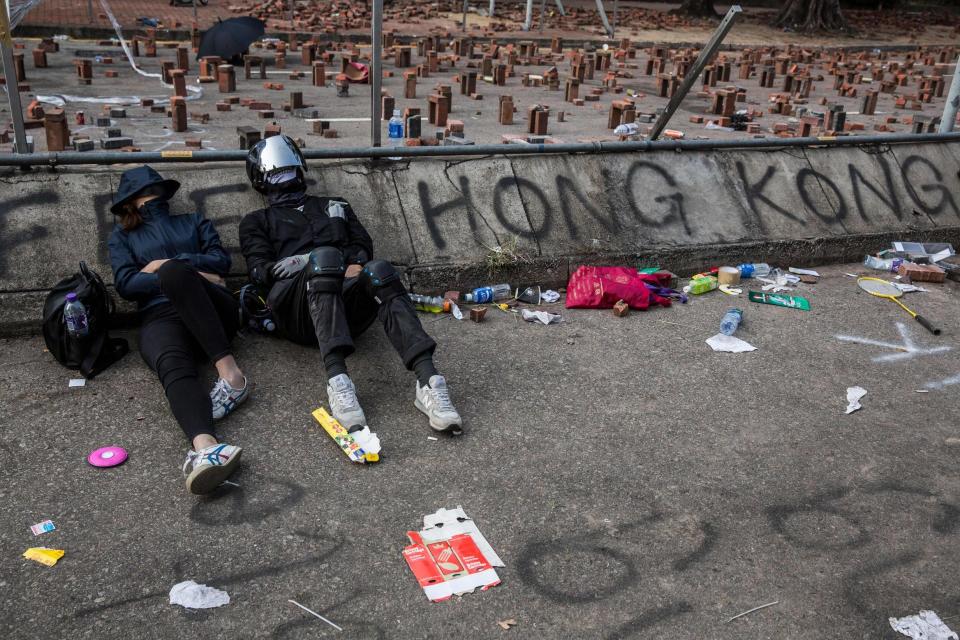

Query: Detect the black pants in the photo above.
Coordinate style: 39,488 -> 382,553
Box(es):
268,265 -> 435,369
139,261 -> 240,442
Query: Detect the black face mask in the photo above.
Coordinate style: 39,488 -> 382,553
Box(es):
137,198 -> 170,217
266,179 -> 308,209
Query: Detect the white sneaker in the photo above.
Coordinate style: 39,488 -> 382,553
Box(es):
210,376 -> 250,420
415,375 -> 463,435
326,373 -> 366,430
182,443 -> 242,495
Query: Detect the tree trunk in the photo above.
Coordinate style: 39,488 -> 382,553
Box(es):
774,0 -> 849,32
671,0 -> 718,18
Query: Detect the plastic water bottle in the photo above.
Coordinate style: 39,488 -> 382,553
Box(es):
863,255 -> 902,272
63,292 -> 89,338
409,293 -> 449,313
737,263 -> 771,278
463,284 -> 511,304
388,109 -> 404,160
720,308 -> 743,336
613,122 -> 640,137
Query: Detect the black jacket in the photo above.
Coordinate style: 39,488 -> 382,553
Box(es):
109,199 -> 230,310
238,195 -> 374,288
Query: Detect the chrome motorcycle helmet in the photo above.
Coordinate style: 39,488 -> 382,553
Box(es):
246,134 -> 308,194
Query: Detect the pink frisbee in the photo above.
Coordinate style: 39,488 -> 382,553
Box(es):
88,446 -> 128,468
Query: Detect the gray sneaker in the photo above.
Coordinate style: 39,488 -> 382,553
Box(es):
210,376 -> 250,420
326,373 -> 366,430
415,375 -> 463,435
182,443 -> 242,495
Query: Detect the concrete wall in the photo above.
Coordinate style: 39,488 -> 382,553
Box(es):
2,141 -> 959,334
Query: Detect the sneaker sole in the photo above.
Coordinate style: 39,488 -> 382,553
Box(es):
415,398 -> 464,435
212,384 -> 253,421
185,448 -> 243,495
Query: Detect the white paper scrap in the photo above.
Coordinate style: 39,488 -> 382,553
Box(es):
706,333 -> 756,353
893,282 -> 928,294
929,248 -> 953,264
169,580 -> 230,609
889,610 -> 958,640
351,426 -> 381,455
69,379 -> 86,388
521,309 -> 562,325
719,284 -> 742,296
421,506 -> 504,567
541,289 -> 561,303
845,386 -> 867,414
450,302 -> 463,321
789,267 -> 821,277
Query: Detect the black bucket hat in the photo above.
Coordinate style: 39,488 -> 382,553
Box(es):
110,165 -> 181,215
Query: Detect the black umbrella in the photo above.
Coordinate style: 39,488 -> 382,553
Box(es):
197,17 -> 265,62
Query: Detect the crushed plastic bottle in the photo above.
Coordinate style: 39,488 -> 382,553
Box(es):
463,284 -> 511,304
863,254 -> 903,272
720,308 -> 743,336
409,293 -> 450,313
737,263 -> 771,278
613,122 -> 640,137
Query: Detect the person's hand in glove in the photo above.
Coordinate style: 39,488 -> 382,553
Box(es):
272,254 -> 310,279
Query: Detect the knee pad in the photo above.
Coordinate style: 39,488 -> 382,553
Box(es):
359,259 -> 407,304
306,247 -> 345,294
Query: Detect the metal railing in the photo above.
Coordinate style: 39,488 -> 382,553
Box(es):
0,132 -> 958,167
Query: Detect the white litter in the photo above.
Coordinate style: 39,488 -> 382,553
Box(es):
889,610 -> 958,640
706,333 -> 756,353
288,599 -> 342,631
69,378 -> 86,388
719,284 -> 742,295
450,302 -> 464,320
420,506 -> 505,567
893,283 -> 928,294
350,426 -> 382,455
169,580 -> 230,609
540,289 -> 561,303
845,386 -> 867,414
789,267 -> 821,277
521,309 -> 562,325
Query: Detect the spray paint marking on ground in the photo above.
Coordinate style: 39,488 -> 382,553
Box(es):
835,322 -> 952,363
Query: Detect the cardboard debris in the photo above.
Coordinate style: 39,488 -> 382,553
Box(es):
23,547 -> 64,566
311,407 -> 380,463
403,507 -> 502,602
498,619 -> 517,630
30,520 -> 55,536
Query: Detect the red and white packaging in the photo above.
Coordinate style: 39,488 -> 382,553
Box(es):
402,509 -> 502,602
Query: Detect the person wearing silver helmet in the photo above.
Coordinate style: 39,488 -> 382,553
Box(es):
238,135 -> 463,435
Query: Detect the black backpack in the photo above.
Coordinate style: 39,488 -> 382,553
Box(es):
42,262 -> 129,379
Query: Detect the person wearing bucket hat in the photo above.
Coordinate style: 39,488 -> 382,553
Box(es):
239,135 -> 463,435
108,165 -> 252,495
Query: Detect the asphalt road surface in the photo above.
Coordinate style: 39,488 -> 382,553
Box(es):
1,262 -> 959,638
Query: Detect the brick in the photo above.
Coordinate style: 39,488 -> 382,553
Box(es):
184,138 -> 202,148
469,307 -> 487,323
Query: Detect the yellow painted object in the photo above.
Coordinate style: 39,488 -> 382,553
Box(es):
311,408 -> 379,463
23,547 -> 64,567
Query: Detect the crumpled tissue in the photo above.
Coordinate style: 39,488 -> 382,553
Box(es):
845,386 -> 867,414
521,309 -> 562,325
889,610 -> 958,640
706,333 -> 756,353
351,426 -> 381,455
169,580 -> 230,609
